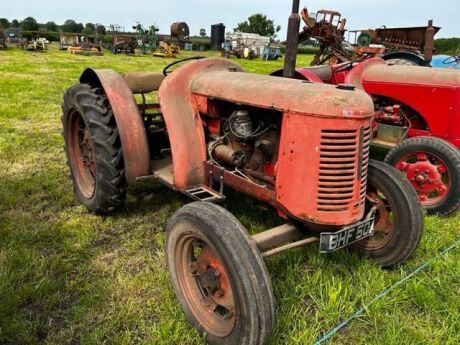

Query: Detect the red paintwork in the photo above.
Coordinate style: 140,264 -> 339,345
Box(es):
80,68 -> 150,182
297,58 -> 460,148
158,59 -> 244,189
394,152 -> 450,205
163,58 -> 374,226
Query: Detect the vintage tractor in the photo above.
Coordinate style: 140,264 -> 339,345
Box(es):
61,1 -> 423,343
272,58 -> 460,215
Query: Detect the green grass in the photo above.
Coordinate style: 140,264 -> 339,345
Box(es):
0,46 -> 459,345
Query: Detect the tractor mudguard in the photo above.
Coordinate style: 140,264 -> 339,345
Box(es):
158,58 -> 244,190
80,68 -> 150,182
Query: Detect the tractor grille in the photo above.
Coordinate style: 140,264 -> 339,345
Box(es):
317,126 -> 371,212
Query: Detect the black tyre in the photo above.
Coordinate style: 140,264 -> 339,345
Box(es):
385,136 -> 460,216
62,83 -> 127,214
353,160 -> 424,268
166,202 -> 274,345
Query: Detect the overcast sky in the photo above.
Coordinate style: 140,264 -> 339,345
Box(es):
1,0 -> 458,38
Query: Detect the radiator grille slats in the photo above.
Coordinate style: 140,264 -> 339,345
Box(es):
318,126 -> 371,212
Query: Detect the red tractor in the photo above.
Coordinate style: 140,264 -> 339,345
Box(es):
273,58 -> 460,215
61,2 -> 423,343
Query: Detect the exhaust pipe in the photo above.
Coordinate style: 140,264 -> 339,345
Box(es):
283,0 -> 301,78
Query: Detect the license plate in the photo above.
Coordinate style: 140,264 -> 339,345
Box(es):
319,217 -> 375,253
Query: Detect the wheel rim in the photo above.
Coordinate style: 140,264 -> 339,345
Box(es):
174,233 -> 236,337
68,109 -> 96,198
355,189 -> 395,251
394,151 -> 450,206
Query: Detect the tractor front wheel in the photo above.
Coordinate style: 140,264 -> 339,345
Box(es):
62,83 -> 127,214
166,202 -> 274,345
385,137 -> 460,216
353,160 -> 424,268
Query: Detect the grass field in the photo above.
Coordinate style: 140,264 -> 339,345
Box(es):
0,46 -> 459,345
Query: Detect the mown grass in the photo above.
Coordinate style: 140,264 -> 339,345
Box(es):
0,46 -> 459,345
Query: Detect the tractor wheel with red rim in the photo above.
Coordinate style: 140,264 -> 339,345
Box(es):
166,202 -> 275,345
62,83 -> 127,214
385,137 -> 460,216
353,160 -> 424,268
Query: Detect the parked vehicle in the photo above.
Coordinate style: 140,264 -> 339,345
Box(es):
61,2 -> 424,343
431,55 -> 460,69
272,58 -> 460,215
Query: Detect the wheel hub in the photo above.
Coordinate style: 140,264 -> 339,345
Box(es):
356,191 -> 395,250
175,236 -> 236,337
395,151 -> 450,205
195,247 -> 235,316
69,110 -> 96,198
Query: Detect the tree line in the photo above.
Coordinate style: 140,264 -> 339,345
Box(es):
0,17 -> 106,34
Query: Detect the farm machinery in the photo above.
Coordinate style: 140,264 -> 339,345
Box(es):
272,57 -> 460,215
111,35 -> 137,54
297,6 -> 438,66
134,23 -> 159,54
61,1 -> 424,344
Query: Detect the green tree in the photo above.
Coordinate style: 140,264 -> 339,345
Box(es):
45,21 -> 58,32
21,17 -> 39,31
82,22 -> 95,35
11,19 -> 20,28
199,28 -> 206,37
96,24 -> 106,35
61,19 -> 83,33
0,18 -> 10,29
434,38 -> 460,55
234,14 -> 281,37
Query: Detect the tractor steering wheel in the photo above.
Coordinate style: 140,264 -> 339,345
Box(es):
333,61 -> 354,73
443,55 -> 460,65
162,56 -> 206,76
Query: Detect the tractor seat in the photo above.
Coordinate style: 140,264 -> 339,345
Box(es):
300,65 -> 333,82
123,72 -> 165,94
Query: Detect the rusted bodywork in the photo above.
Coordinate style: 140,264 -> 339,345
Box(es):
159,58 -> 374,226
80,69 -> 150,182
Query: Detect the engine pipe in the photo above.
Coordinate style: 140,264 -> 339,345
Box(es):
283,0 -> 301,78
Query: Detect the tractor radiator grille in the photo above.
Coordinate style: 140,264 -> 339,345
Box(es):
317,126 -> 371,212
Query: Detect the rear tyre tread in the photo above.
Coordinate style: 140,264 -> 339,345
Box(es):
62,83 -> 127,214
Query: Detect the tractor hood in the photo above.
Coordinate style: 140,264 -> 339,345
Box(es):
346,58 -> 460,89
190,70 -> 374,119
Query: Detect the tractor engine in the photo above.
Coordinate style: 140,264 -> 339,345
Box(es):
208,109 -> 279,184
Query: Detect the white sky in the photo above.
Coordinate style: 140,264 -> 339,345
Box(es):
0,0 -> 458,38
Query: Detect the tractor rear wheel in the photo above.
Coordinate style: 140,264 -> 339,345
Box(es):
166,202 -> 274,345
385,137 -> 460,215
62,83 -> 127,214
352,160 -> 424,268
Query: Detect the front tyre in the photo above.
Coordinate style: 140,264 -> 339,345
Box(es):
385,136 -> 460,216
353,160 -> 424,268
62,83 -> 127,214
166,202 -> 274,345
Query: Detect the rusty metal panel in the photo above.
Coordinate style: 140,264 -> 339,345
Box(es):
275,112 -> 372,226
80,68 -> 150,182
191,71 -> 374,119
158,58 -> 244,189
